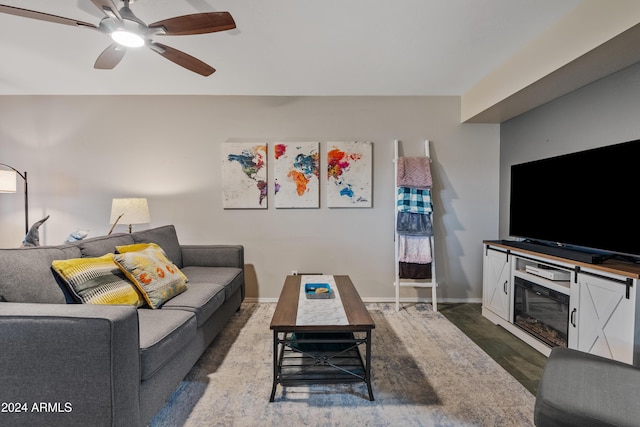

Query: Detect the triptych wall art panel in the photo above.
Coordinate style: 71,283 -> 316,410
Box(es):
222,143 -> 268,209
222,141 -> 372,209
326,141 -> 372,208
274,142 -> 320,208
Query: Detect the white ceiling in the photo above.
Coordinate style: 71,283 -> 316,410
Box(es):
0,0 -> 582,96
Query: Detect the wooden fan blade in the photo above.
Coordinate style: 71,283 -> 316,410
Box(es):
94,43 -> 126,69
0,4 -> 97,28
90,0 -> 122,20
148,42 -> 215,76
149,12 -> 235,36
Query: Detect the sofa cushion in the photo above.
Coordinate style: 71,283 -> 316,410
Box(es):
51,254 -> 145,306
0,247 -> 72,303
61,245 -> 83,259
114,246 -> 187,309
161,283 -> 226,327
79,233 -> 135,258
180,266 -> 243,301
131,225 -> 183,268
137,308 -> 197,381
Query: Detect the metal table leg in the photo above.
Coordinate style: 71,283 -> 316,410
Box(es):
365,329 -> 374,401
269,330 -> 279,402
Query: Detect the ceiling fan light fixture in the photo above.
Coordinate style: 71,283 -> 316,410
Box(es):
111,30 -> 144,47
0,2 -> 235,75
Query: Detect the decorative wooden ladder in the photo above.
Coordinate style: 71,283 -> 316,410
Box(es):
393,139 -> 438,312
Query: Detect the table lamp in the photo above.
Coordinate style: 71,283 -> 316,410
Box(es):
109,198 -> 150,234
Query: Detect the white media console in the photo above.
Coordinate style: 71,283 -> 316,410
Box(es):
482,240 -> 640,365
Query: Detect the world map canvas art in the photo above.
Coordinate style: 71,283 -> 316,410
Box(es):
327,141 -> 372,208
222,143 -> 268,209
273,142 -> 320,208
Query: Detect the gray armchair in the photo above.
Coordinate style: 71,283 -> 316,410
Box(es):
534,347 -> 640,426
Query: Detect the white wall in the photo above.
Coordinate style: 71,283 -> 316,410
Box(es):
0,96 -> 499,301
500,62 -> 640,237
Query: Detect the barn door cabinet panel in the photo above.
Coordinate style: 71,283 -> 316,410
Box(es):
482,245 -> 511,322
571,269 -> 637,365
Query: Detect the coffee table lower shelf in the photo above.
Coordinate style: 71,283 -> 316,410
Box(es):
269,331 -> 374,402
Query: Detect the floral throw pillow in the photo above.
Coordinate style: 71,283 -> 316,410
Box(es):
116,242 -> 188,282
113,246 -> 187,309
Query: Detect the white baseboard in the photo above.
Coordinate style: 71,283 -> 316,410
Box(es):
243,297 -> 482,304
245,297 -> 279,303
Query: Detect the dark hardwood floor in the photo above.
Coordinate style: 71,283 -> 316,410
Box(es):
439,303 -> 547,395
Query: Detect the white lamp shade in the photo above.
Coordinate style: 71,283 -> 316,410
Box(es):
0,170 -> 17,193
110,198 -> 151,225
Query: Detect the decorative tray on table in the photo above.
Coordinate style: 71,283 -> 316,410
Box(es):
305,283 -> 335,299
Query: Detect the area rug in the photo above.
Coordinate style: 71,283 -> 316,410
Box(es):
150,303 -> 534,426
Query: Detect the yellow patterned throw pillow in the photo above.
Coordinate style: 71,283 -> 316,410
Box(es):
52,254 -> 145,306
113,246 -> 187,309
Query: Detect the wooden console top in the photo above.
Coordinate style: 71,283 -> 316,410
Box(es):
484,240 -> 640,279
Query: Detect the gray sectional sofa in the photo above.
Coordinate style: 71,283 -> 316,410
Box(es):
0,225 -> 245,427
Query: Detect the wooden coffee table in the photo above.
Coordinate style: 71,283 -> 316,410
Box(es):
269,275 -> 375,402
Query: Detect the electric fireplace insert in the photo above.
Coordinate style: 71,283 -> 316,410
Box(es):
513,276 -> 569,348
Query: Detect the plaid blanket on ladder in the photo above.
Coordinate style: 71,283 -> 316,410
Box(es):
397,187 -> 432,214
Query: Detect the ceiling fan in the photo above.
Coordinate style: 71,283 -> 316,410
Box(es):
0,0 -> 236,76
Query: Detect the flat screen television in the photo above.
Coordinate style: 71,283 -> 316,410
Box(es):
509,138 -> 640,260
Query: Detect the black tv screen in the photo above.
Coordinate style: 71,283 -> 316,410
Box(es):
509,138 -> 640,258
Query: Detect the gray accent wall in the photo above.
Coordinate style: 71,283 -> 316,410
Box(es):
500,62 -> 640,239
0,96 -> 499,301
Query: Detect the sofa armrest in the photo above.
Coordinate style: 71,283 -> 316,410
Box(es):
0,302 -> 141,427
534,347 -> 640,427
181,245 -> 244,269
